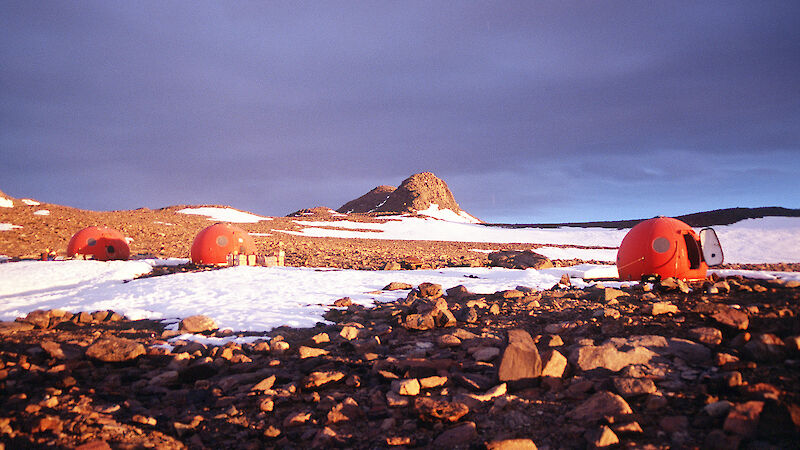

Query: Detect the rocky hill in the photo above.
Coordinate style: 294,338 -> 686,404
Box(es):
337,172 -> 469,217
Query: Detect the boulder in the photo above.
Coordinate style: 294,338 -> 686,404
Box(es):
488,250 -> 553,270
179,315 -> 218,333
86,337 -> 145,362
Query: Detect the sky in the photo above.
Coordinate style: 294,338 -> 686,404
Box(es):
1,2 -> 798,223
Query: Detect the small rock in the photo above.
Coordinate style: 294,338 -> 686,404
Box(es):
179,315 -> 218,333
415,397 -> 469,422
486,438 -> 538,450
649,302 -> 678,315
704,400 -> 733,418
283,411 -> 312,427
689,327 -> 723,346
251,375 -> 277,392
472,346 -> 501,361
724,401 -> 764,437
712,305 -> 749,330
383,282 -> 412,291
433,421 -> 477,446
402,313 -> 436,331
304,371 -> 345,389
498,329 -> 542,382
86,337 -> 145,362
613,377 -> 657,397
541,349 -> 568,379
333,297 -> 353,307
340,326 -> 360,341
568,391 -> 633,421
298,346 -> 329,359
584,425 -> 618,448
418,376 -> 448,389
418,282 -> 443,298
437,334 -> 461,348
386,391 -> 410,407
310,333 -> 330,344
392,378 -> 421,396
743,333 -> 786,362
602,288 -> 626,302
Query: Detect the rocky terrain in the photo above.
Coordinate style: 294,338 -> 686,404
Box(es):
1,274 -> 799,449
3,178 -> 800,448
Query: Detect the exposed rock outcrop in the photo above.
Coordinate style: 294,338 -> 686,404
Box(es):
337,172 -> 469,217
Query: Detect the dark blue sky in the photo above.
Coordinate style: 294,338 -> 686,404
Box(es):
2,2 -> 798,223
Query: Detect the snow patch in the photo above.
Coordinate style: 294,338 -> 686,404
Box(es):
1,223 -> 22,231
34,210 -> 50,216
416,203 -> 481,223
0,197 -> 13,208
21,199 -> 40,206
178,207 -> 273,223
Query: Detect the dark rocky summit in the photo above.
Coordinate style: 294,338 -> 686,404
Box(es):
1,274 -> 799,448
337,172 -> 469,217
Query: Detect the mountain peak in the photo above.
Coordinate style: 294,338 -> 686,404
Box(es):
336,172 -> 478,222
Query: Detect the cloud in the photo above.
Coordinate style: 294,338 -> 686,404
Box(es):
1,2 -> 798,222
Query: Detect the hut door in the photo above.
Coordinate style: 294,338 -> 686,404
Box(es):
699,228 -> 724,266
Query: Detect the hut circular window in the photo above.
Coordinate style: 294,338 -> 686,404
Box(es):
652,237 -> 670,253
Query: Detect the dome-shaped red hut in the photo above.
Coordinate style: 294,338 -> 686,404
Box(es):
190,223 -> 256,265
67,226 -> 131,261
616,217 -> 724,282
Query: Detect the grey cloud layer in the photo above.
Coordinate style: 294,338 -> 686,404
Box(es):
1,2 -> 798,221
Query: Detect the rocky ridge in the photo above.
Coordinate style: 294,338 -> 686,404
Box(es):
1,274 -> 799,448
337,172 -> 467,217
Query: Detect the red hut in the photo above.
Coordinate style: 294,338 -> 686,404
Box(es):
190,223 -> 256,265
67,226 -> 131,261
616,217 -> 723,282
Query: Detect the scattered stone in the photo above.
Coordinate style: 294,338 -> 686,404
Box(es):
613,377 -> 657,397
340,325 -> 361,340
743,333 -> 786,362
392,378 -> 421,396
251,375 -> 277,392
602,288 -> 627,302
472,346 -> 501,361
585,425 -> 619,448
333,296 -> 353,307
437,334 -> 462,348
649,302 -> 678,315
283,411 -> 312,427
541,349 -> 568,379
304,370 -> 345,389
433,421 -> 478,446
488,250 -> 553,269
179,314 -> 218,333
689,327 -> 723,346
298,346 -> 329,358
418,282 -> 443,298
384,282 -> 413,291
724,401 -> 764,437
498,329 -> 542,382
568,391 -> 633,422
486,438 -> 538,450
415,397 -> 469,422
85,337 -> 145,362
711,305 -> 749,330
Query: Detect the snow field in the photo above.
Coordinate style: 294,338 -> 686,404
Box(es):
1,260 -> 799,335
